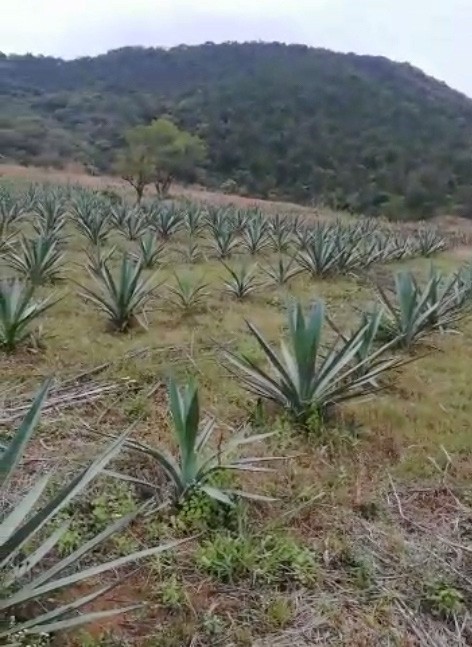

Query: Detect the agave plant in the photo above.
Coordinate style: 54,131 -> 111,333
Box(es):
75,211 -> 111,247
223,263 -> 259,300
211,227 -> 240,259
0,192 -> 25,233
32,192 -> 67,239
0,380 -> 179,641
110,203 -> 130,229
180,237 -> 204,264
7,236 -> 65,285
79,255 -> 156,331
293,226 -> 314,251
261,257 -> 301,286
415,228 -> 447,257
241,219 -> 269,255
119,207 -> 148,241
184,206 -> 205,236
116,379 -> 277,505
297,231 -> 346,278
167,273 -> 209,313
269,225 -> 293,253
0,280 -> 56,351
134,231 -> 165,269
232,208 -> 249,234
84,245 -> 117,277
205,207 -> 228,235
374,269 -> 464,348
224,301 -> 398,423
150,206 -> 183,240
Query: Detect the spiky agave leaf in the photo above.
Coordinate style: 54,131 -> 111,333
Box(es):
0,280 -> 57,352
116,379 -> 279,505
7,236 -> 65,285
79,255 -> 156,331
224,301 -> 399,423
0,381 -> 181,640
296,231 -> 345,278
167,273 -> 209,313
222,262 -> 259,299
0,192 -> 25,232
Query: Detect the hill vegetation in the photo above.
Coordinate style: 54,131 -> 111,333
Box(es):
2,42 -> 472,217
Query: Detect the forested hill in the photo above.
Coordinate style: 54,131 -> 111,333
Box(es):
2,42 -> 472,218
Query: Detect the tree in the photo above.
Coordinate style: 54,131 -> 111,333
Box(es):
116,118 -> 206,202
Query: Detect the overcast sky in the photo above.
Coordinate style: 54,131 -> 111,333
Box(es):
2,0 -> 471,96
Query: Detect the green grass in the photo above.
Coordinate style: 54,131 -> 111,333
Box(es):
1,179 -> 471,646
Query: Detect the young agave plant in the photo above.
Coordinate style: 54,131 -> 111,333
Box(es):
119,207 -> 148,241
180,237 -> 204,264
375,269 -> 464,348
118,379 -> 277,505
261,257 -> 301,286
223,262 -> 259,300
297,232 -> 345,278
79,255 -> 156,331
211,227 -> 240,259
0,381 -> 179,641
110,203 -> 130,229
150,206 -> 183,240
75,212 -> 111,247
134,231 -> 165,269
415,228 -> 447,257
224,301 -> 398,424
32,192 -> 67,239
167,273 -> 209,313
269,226 -> 293,254
241,220 -> 269,255
85,245 -> 116,277
0,280 -> 56,351
184,206 -> 205,236
293,226 -> 314,251
7,236 -> 65,285
0,192 -> 25,233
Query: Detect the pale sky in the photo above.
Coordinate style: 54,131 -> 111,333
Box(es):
2,0 -> 472,96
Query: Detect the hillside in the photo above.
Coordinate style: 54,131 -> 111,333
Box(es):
1,42 -> 472,217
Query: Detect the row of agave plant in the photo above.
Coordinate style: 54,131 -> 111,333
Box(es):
1,254 -> 471,350
3,261 -> 472,639
0,185 -> 447,269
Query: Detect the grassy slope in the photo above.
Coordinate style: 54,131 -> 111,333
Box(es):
2,174 -> 471,646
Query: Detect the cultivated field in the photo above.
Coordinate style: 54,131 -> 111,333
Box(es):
1,173 -> 471,647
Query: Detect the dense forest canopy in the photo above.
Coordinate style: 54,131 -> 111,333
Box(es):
1,42 -> 472,218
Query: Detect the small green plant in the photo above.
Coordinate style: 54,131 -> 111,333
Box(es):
196,532 -> 317,586
423,579 -> 465,619
0,280 -> 56,351
7,236 -> 65,285
241,219 -> 269,255
119,207 -> 148,241
159,575 -> 186,610
79,255 -> 156,331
